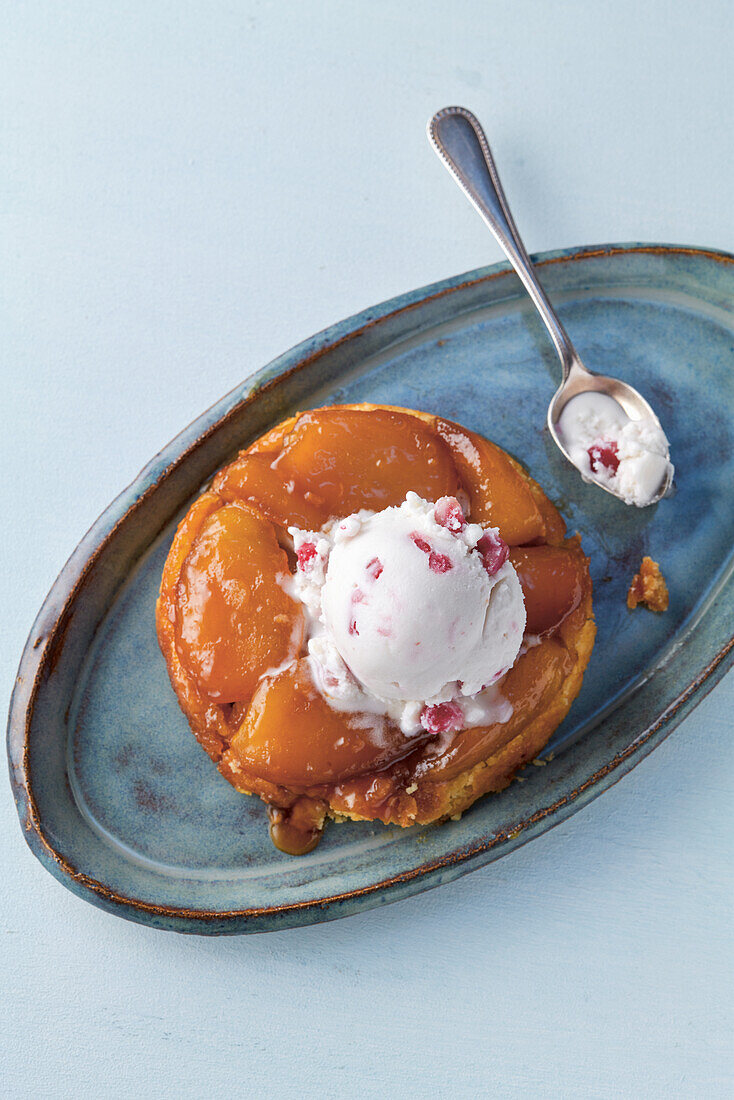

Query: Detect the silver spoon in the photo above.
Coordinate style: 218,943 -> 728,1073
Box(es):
427,105 -> 673,506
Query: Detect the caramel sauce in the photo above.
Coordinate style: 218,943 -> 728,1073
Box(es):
267,800 -> 325,856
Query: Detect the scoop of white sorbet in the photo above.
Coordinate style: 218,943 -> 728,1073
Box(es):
290,493 -> 526,734
557,392 -> 673,507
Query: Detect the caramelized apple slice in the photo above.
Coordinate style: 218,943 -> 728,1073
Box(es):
273,407 -> 462,517
159,491 -> 223,601
175,503 -> 303,702
420,637 -> 572,781
511,545 -> 587,635
531,487 -> 567,546
435,418 -> 546,544
231,660 -> 411,786
246,415 -> 298,455
213,451 -> 328,530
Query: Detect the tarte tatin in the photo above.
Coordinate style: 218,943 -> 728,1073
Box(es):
157,405 -> 595,854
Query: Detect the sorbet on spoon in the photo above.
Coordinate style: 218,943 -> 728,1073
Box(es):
427,106 -> 674,507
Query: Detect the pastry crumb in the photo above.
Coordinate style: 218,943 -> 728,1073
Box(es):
627,556 -> 669,612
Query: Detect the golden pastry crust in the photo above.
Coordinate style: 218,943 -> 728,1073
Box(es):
157,403 -> 595,843
627,556 -> 669,612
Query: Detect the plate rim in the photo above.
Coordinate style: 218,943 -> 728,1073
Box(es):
8,241 -> 734,933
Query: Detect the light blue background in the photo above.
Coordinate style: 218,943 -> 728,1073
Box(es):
2,2 -> 732,1096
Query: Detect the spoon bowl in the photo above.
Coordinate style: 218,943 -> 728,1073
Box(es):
427,106 -> 673,507
547,362 -> 675,504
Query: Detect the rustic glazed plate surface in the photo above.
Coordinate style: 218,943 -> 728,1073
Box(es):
8,244 -> 734,934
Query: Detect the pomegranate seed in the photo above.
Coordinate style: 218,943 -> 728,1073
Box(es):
435,496 -> 465,533
348,587 -> 364,636
296,542 -> 318,570
428,551 -> 453,573
477,531 -> 509,576
411,532 -> 453,573
366,556 -> 383,580
410,532 -> 431,554
588,439 -> 620,474
420,701 -> 464,734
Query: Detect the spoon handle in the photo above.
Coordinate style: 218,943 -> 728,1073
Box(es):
428,106 -> 582,381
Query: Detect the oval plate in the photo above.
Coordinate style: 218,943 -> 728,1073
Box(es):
8,243 -> 734,934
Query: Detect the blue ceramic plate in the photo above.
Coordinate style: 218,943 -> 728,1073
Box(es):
8,244 -> 734,934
